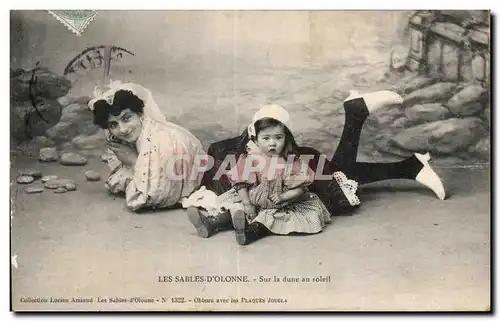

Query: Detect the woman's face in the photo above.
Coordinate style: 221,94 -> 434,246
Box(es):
107,108 -> 142,143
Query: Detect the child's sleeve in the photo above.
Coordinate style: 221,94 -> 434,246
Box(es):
229,154 -> 258,190
284,158 -> 315,190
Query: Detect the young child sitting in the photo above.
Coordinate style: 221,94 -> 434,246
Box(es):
227,105 -> 332,245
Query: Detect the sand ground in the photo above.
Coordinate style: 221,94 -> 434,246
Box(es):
10,154 -> 490,311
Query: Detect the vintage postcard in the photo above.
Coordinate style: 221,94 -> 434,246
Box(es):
10,10 -> 491,311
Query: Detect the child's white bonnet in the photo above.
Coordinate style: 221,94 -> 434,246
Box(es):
247,104 -> 292,137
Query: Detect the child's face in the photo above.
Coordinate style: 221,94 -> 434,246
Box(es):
256,125 -> 285,157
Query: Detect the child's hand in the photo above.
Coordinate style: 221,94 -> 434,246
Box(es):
269,193 -> 284,205
243,203 -> 257,220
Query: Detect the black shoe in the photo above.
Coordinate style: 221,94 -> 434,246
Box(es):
187,207 -> 232,238
233,211 -> 271,245
232,210 -> 248,245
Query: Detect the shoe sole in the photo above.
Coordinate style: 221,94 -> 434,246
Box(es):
232,210 -> 247,245
187,207 -> 210,238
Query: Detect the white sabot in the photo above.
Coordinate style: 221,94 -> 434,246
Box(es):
414,152 -> 446,200
344,90 -> 403,113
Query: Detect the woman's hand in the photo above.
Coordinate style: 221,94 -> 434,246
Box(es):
108,142 -> 138,168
